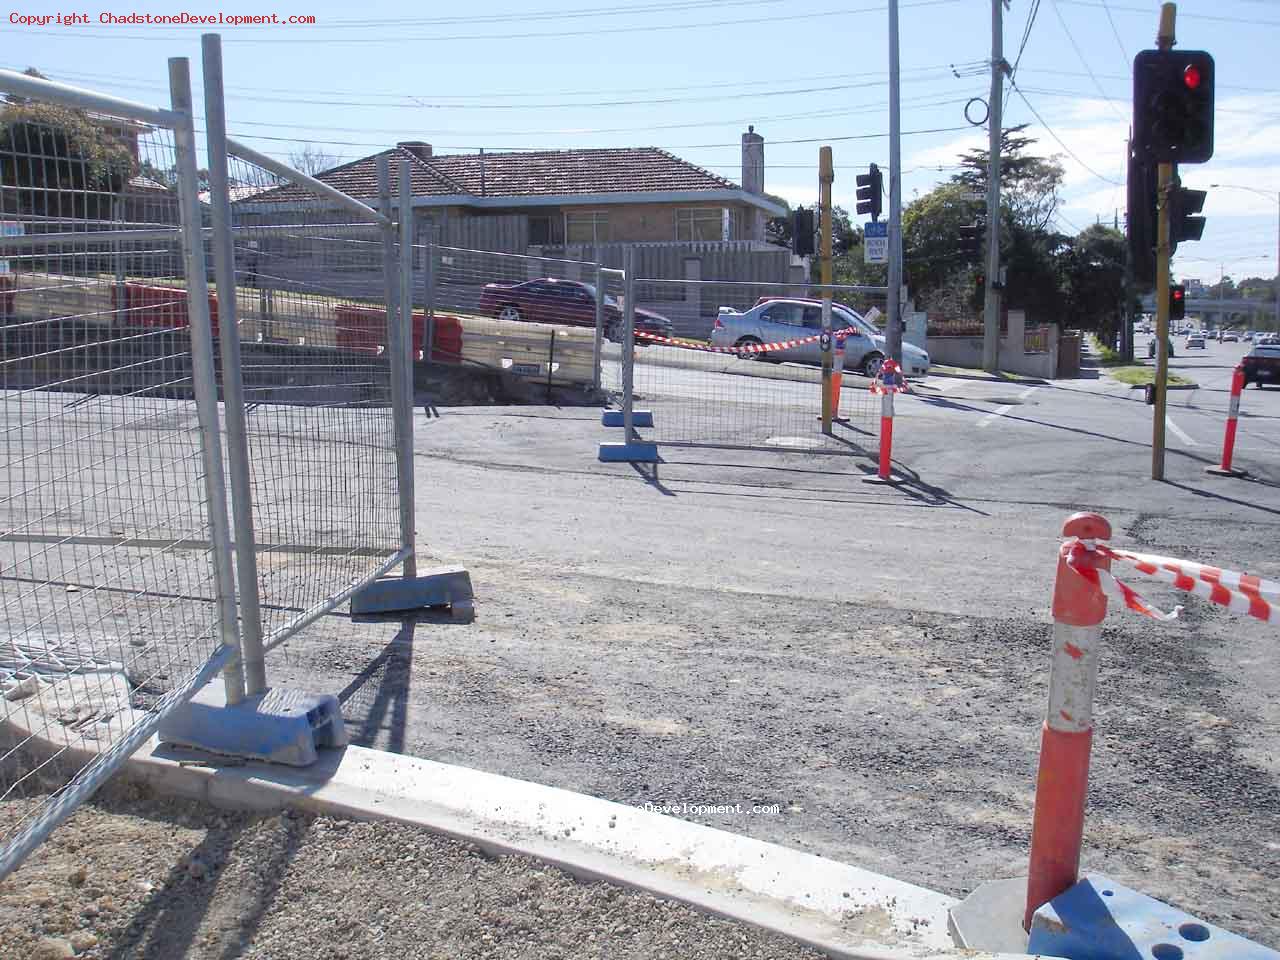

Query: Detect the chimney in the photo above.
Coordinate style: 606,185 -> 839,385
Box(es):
397,141 -> 433,162
741,125 -> 764,195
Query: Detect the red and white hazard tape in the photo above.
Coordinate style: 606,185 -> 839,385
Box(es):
633,325 -> 859,353
870,379 -> 910,396
1066,538 -> 1280,625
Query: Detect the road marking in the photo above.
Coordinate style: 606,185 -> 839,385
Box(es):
929,379 -> 959,392
975,385 -> 1037,428
977,405 -> 1013,428
1165,416 -> 1197,446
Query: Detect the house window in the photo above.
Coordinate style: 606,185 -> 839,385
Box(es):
565,211 -> 609,244
676,207 -> 727,242
528,215 -> 551,246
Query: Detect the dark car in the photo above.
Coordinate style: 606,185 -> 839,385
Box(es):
476,277 -> 672,342
1242,344 -> 1280,388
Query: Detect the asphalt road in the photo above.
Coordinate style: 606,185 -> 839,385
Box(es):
14,333 -> 1279,944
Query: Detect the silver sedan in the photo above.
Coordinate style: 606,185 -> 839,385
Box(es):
710,298 -> 930,377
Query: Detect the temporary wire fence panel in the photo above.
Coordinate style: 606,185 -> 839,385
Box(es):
426,244 -> 604,390
223,155 -> 402,652
621,280 -> 886,453
0,88 -> 231,877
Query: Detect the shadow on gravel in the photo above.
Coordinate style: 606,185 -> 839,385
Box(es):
105,814 -> 309,960
629,461 -> 676,497
337,619 -> 417,753
871,462 -> 992,516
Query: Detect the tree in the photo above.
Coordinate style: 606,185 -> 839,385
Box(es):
952,124 -> 1066,232
1061,225 -> 1126,334
0,67 -> 137,221
901,183 -> 984,298
288,143 -> 339,176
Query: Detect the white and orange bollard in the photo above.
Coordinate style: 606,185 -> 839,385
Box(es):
1023,511 -> 1111,930
862,359 -> 906,485
830,338 -> 845,420
1206,363 -> 1247,478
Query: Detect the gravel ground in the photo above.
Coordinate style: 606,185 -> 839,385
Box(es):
271,565 -> 1280,948
0,781 -> 826,960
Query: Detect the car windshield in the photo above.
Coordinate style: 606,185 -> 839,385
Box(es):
833,305 -> 877,337
581,283 -> 621,309
1251,346 -> 1280,356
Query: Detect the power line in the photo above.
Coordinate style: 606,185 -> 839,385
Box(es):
1099,0 -> 1130,65
1007,80 -> 1124,186
216,123 -> 975,154
14,0 -> 964,44
1055,0 -> 1280,28
1011,0 -> 1043,78
1048,0 -> 1127,120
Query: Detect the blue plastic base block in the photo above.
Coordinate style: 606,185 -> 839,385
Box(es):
1028,874 -> 1279,960
157,685 -> 348,767
598,440 -> 659,462
350,567 -> 473,616
601,409 -> 654,428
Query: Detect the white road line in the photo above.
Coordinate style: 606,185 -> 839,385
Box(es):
977,405 -> 1014,428
976,384 -> 1038,427
929,379 -> 959,392
1165,416 -> 1197,446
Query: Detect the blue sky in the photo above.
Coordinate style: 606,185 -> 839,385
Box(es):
5,0 -> 1277,281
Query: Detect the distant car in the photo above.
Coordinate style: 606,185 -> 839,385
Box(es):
710,298 -> 930,376
1222,332 -> 1239,342
1243,344 -> 1280,388
476,277 -> 673,342
1185,334 -> 1206,349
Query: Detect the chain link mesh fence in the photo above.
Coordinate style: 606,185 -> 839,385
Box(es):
614,279 -> 888,452
222,153 -> 402,653
424,244 -> 605,391
1,91 -> 233,877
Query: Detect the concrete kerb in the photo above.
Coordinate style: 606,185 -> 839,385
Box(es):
120,738 -> 1033,960
9,679 -> 1057,958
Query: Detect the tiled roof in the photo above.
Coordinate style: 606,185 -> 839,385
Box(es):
241,145 -> 739,205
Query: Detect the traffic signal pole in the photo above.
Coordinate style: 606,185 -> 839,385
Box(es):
820,146 -> 834,435
1151,4 -> 1176,481
1153,161 -> 1173,481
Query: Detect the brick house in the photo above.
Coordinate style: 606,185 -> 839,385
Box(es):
250,126 -> 784,253
235,128 -> 797,334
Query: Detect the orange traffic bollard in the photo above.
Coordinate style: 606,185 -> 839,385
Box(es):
1024,512 -> 1111,930
1206,364 -> 1247,478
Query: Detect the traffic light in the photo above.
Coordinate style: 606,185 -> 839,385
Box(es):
958,222 -> 983,259
793,206 -> 815,256
1169,182 -> 1207,251
1127,148 -> 1157,289
855,163 -> 883,221
1170,284 -> 1186,322
1133,50 -> 1215,164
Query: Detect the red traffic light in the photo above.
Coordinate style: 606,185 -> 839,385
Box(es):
1172,287 -> 1185,301
1183,64 -> 1202,90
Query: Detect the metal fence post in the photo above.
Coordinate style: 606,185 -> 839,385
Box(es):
622,245 -> 636,438
396,159 -> 418,579
592,262 -> 604,392
170,56 -> 246,706
424,233 -> 436,364
201,33 -> 267,697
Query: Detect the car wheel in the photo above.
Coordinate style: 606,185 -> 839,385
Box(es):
861,352 -> 884,378
497,304 -> 522,322
733,336 -> 765,360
